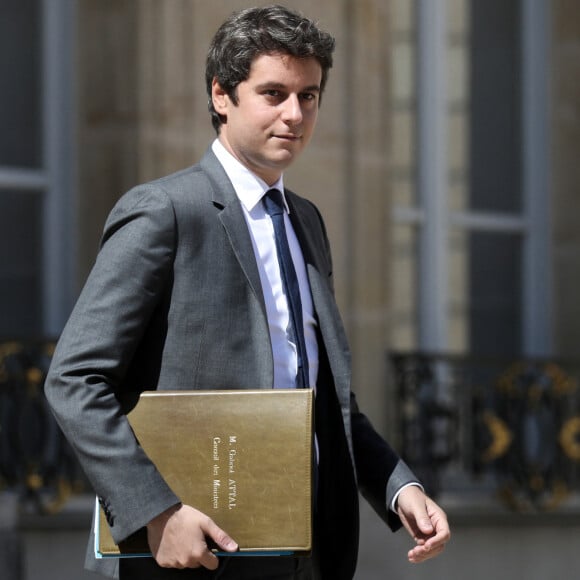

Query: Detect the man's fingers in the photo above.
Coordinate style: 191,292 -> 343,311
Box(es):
199,515 -> 239,553
195,544 -> 220,570
147,504 -> 238,570
408,541 -> 446,563
396,488 -> 451,564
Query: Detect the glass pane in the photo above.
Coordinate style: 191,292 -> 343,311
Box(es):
468,231 -> 522,356
0,0 -> 42,167
469,0 -> 522,213
390,224 -> 419,350
0,190 -> 43,336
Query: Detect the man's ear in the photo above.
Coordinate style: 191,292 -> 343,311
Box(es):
212,78 -> 229,116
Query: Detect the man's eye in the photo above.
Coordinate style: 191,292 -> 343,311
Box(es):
265,90 -> 281,97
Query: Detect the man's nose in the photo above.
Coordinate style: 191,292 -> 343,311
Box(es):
281,94 -> 303,124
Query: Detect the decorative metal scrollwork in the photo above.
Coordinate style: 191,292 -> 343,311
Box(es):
559,417 -> 580,460
478,361 -> 580,511
391,352 -> 580,512
0,340 -> 88,515
391,353 -> 459,497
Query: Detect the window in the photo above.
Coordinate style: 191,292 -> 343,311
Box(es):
390,0 -> 551,357
0,0 -> 76,337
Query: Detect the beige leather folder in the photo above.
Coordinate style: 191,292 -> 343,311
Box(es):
96,388 -> 314,558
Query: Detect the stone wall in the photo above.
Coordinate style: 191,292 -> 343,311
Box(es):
74,0 -> 580,440
75,0 -> 394,433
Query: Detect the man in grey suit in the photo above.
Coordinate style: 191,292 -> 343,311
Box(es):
45,5 -> 450,579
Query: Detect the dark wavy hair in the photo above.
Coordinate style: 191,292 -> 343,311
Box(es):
206,5 -> 335,132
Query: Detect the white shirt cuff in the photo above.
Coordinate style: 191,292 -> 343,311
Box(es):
390,482 -> 424,512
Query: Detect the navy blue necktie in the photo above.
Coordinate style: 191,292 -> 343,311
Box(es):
263,189 -> 310,388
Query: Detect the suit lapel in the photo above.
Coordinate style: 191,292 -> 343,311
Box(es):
199,150 -> 267,316
286,195 -> 329,278
287,193 -> 354,441
286,193 -> 334,318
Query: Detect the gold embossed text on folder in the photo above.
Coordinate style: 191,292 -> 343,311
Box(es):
96,389 -> 314,558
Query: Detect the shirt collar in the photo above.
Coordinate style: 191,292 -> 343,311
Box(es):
212,139 -> 289,213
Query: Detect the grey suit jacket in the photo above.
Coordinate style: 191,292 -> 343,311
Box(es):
45,148 -> 417,579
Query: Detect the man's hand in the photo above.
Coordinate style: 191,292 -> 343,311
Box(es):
396,486 -> 450,564
146,503 -> 238,569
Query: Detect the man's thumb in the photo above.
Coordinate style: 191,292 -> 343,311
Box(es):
418,516 -> 434,534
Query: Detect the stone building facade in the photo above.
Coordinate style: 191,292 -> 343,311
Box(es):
1,1 -> 580,578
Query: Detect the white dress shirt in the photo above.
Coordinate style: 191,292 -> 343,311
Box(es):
212,139 -> 319,389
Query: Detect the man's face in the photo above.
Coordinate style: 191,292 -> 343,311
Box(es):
212,53 -> 323,185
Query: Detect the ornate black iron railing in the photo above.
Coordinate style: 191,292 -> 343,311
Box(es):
390,352 -> 580,511
0,340 -> 89,515
4,342 -> 580,515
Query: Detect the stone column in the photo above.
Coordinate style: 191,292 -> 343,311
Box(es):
339,0 -> 393,435
76,0 -> 141,285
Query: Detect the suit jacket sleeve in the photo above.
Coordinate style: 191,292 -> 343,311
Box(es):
351,393 -> 419,530
45,184 -> 180,543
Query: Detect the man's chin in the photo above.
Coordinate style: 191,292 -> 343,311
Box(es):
269,145 -> 303,166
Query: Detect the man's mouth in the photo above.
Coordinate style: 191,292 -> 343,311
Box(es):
273,133 -> 301,141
